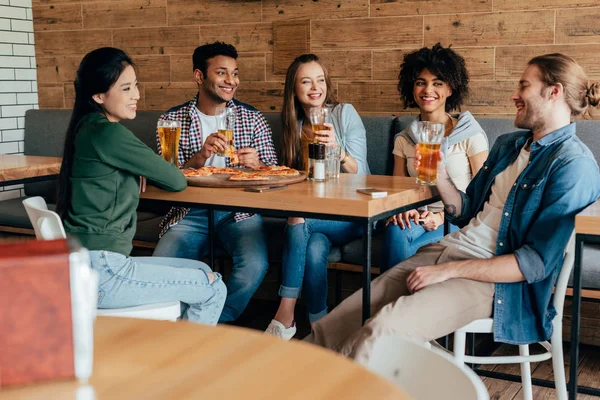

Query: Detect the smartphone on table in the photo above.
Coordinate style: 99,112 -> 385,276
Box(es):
356,188 -> 388,198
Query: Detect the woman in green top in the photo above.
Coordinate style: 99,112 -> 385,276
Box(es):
56,47 -> 226,325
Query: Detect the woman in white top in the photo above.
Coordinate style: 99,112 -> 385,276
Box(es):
381,43 -> 489,272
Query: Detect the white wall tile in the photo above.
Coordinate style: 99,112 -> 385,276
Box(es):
0,5 -> 26,19
0,189 -> 22,200
28,32 -> 33,44
9,0 -> 32,8
0,31 -> 28,44
0,117 -> 18,130
0,93 -> 17,105
26,8 -> 31,20
18,141 -> 23,152
3,183 -> 23,190
0,68 -> 15,79
2,129 -> 24,141
0,0 -> 10,5
15,68 -> 36,80
29,56 -> 35,68
1,104 -> 32,117
11,19 -> 33,32
0,81 -> 31,93
17,92 -> 37,104
17,116 -> 24,128
12,44 -> 34,56
0,43 -> 12,55
0,141 -> 19,154
0,55 -> 29,68
0,17 -> 10,30
31,81 -> 37,92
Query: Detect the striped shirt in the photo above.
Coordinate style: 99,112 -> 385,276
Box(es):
157,95 -> 278,236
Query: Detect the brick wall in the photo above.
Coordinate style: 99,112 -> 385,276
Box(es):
31,0 -> 600,119
0,0 -> 38,200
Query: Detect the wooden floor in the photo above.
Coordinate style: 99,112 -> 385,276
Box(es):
237,298 -> 600,400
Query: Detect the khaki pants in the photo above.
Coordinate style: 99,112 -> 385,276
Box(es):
304,243 -> 495,365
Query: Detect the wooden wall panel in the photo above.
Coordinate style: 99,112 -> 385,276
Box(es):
32,4 -> 82,31
82,0 -> 167,30
262,0 -> 368,22
312,17 -> 423,50
30,0 -> 600,119
425,11 -> 554,47
371,0 -> 491,17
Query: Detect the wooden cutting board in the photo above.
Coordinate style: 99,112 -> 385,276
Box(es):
186,171 -> 307,188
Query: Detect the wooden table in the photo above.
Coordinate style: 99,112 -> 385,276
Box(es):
0,317 -> 411,400
142,174 -> 438,322
0,155 -> 61,187
569,199 -> 600,399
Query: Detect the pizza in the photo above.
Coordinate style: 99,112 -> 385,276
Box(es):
256,166 -> 291,171
202,166 -> 242,175
183,168 -> 213,177
228,172 -> 271,181
223,146 -> 239,165
257,168 -> 300,176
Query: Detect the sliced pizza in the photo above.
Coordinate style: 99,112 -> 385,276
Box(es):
202,166 -> 242,175
183,168 -> 212,177
229,172 -> 271,181
256,165 -> 291,171
256,168 -> 300,176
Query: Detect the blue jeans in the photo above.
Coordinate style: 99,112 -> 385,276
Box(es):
281,219 -> 364,322
153,208 -> 269,323
381,221 -> 458,273
89,250 -> 226,325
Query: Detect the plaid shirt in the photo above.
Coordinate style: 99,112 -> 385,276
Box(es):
157,95 -> 278,236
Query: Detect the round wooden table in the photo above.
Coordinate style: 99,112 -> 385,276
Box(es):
0,317 -> 411,399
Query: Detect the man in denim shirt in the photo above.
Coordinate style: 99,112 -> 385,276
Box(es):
305,54 -> 600,365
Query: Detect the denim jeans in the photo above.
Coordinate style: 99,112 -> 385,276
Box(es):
281,219 -> 364,322
89,250 -> 226,325
380,221 -> 458,273
153,208 -> 269,323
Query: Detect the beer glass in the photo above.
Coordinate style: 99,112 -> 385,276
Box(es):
157,120 -> 181,167
309,106 -> 330,143
215,106 -> 236,157
415,121 -> 445,185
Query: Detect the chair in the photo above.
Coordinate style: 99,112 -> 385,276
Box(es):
452,234 -> 575,400
368,335 -> 489,400
22,196 -> 180,322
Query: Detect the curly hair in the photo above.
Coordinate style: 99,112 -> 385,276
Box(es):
193,41 -> 238,78
397,43 -> 469,112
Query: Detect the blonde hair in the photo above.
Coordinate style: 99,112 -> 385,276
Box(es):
528,53 -> 600,116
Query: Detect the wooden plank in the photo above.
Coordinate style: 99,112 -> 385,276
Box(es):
0,226 -> 34,236
576,199 -> 600,235
318,50 -> 371,80
32,3 -> 82,31
371,0 -> 491,17
312,16 -> 423,50
272,20 -> 310,75
131,55 -> 170,82
424,11 -> 555,47
557,7 -> 600,45
576,348 -> 600,388
373,47 -> 494,81
64,82 -> 74,108
337,82 -> 402,114
113,26 -> 199,56
167,0 -> 261,26
132,240 -> 156,249
34,29 -> 112,56
235,82 -> 285,113
495,0 -> 600,11
262,0 -> 368,22
328,262 -> 380,274
143,82 -> 197,111
496,44 -> 600,80
170,54 -> 192,82
82,0 -> 167,29
0,155 -> 62,183
37,83 -> 65,108
237,53 -> 266,82
199,23 -> 272,53
265,52 -> 286,82
35,56 -> 81,83
466,80 -> 516,114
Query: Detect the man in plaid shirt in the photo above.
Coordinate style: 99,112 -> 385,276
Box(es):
153,42 -> 278,323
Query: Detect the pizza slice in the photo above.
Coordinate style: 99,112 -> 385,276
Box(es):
229,172 -> 271,181
183,168 -> 213,177
256,168 -> 300,176
256,165 -> 290,171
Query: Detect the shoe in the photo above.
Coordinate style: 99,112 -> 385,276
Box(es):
265,319 -> 296,340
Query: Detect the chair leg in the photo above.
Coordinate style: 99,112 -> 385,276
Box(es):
519,344 -> 533,400
551,329 -> 568,400
453,331 -> 467,365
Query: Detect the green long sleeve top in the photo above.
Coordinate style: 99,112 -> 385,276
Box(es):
64,112 -> 186,255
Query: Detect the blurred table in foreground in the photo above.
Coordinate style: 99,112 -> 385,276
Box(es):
0,155 -> 61,187
0,317 -> 411,399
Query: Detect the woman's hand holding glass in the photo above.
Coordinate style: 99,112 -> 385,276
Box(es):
314,122 -> 337,147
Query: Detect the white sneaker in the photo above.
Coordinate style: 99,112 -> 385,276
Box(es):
265,319 -> 296,340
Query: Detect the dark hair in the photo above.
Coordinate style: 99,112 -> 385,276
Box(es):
193,41 -> 238,78
397,43 -> 469,112
281,54 -> 338,169
528,53 -> 600,117
56,47 -> 134,219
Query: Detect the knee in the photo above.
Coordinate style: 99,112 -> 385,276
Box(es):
385,224 -> 412,245
306,234 -> 330,266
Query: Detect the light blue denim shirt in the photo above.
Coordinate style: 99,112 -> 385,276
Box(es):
448,123 -> 600,344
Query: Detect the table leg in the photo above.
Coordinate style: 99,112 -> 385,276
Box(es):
208,207 -> 215,270
362,220 -> 372,325
568,235 -> 584,400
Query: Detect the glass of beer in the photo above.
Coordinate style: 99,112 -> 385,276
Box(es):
157,120 -> 181,167
416,121 -> 445,185
215,106 -> 236,157
309,106 -> 330,143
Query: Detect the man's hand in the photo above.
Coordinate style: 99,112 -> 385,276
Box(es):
201,132 -> 228,159
237,147 -> 261,169
406,264 -> 451,293
420,211 -> 442,232
386,209 -> 420,229
139,176 -> 146,194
